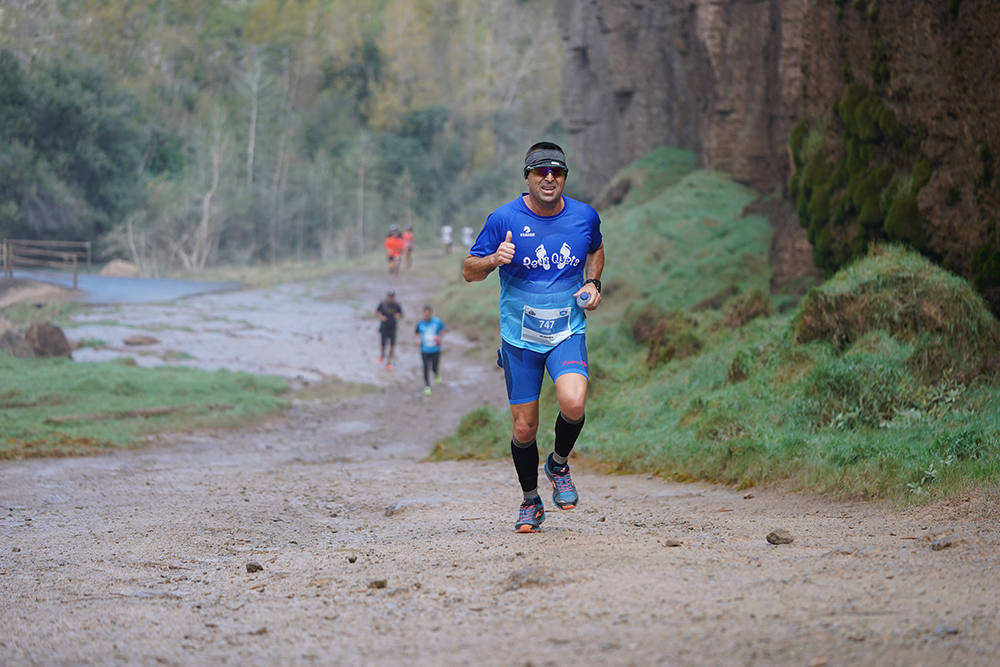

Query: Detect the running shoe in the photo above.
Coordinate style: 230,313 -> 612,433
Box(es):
514,497 -> 545,533
378,355 -> 384,364
434,375 -> 443,385
544,454 -> 578,510
386,363 -> 393,371
424,386 -> 432,396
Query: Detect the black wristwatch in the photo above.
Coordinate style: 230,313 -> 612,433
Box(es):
584,278 -> 601,293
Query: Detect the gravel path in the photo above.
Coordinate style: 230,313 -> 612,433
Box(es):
2,268 -> 999,666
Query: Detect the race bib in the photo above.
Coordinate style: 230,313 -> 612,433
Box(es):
521,305 -> 571,346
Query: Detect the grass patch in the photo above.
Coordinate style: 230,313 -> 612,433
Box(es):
433,147 -> 1000,502
179,252 -> 389,288
3,301 -> 81,328
0,353 -> 288,458
429,406 -> 511,460
293,377 -> 378,402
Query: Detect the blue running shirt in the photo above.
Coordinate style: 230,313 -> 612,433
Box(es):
470,195 -> 603,353
415,317 -> 446,353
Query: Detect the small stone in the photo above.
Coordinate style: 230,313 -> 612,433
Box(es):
597,516 -> 606,522
250,627 -> 268,635
123,334 -> 160,346
12,546 -> 20,553
246,562 -> 263,573
934,625 -> 959,636
930,536 -> 953,551
822,545 -> 855,557
503,566 -> 548,591
743,493 -> 754,499
368,579 -> 387,589
766,530 -> 794,545
347,555 -> 357,563
810,658 -> 829,667
663,539 -> 683,547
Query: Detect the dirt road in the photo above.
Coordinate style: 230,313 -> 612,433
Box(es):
2,268 -> 999,666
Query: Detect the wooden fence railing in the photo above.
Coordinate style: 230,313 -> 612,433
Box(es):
1,239 -> 92,289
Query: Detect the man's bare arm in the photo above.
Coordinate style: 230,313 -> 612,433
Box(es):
586,243 -> 605,283
573,243 -> 605,310
462,231 -> 515,282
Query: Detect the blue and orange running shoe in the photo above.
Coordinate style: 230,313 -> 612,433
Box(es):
514,497 -> 545,533
544,454 -> 579,510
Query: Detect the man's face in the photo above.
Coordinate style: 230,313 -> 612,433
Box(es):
525,166 -> 566,208
422,309 -> 432,321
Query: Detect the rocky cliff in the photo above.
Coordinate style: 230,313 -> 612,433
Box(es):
556,0 -> 804,196
558,0 -> 1000,310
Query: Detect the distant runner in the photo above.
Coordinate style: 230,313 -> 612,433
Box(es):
414,305 -> 446,396
375,289 -> 403,370
462,141 -> 604,533
385,228 -> 404,277
461,225 -> 475,249
403,226 -> 414,270
441,224 -> 453,255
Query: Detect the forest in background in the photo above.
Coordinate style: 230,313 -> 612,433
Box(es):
0,0 -> 562,275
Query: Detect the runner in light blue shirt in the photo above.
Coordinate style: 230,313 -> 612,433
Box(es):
463,141 -> 605,533
414,305 -> 446,395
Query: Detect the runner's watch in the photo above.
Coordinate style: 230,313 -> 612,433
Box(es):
583,278 -> 601,293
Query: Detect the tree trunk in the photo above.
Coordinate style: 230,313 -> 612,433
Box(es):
244,52 -> 263,188
193,108 -> 224,270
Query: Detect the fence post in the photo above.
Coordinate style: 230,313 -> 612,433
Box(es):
72,254 -> 78,289
2,239 -> 8,278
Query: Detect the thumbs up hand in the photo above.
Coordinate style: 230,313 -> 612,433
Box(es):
494,230 -> 516,267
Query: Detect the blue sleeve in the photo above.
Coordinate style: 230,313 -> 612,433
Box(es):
589,208 -> 603,254
469,211 -> 504,258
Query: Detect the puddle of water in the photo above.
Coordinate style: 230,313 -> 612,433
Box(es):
67,275 -> 487,392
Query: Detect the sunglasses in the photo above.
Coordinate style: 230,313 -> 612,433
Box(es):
527,166 -> 567,179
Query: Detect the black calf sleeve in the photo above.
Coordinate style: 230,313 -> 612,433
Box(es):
510,438 -> 539,493
554,412 -> 585,459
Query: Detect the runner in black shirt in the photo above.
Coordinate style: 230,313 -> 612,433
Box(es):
375,290 -> 403,370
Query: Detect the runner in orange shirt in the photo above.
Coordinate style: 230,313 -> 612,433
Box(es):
384,227 -> 404,277
403,226 -> 414,270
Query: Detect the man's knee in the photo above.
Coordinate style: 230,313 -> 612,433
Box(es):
511,413 -> 539,443
559,400 -> 585,422
556,379 -> 588,421
512,423 -> 538,444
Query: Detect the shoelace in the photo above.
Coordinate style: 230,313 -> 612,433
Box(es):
519,502 -> 540,521
550,470 -> 574,493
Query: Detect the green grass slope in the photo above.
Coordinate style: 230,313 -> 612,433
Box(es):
0,356 -> 287,458
433,147 -> 1000,501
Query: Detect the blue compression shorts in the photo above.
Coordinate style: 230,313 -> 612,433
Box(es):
499,333 -> 589,405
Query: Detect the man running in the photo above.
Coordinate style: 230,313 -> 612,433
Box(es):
414,305 -> 446,396
375,289 -> 403,370
403,226 -> 415,270
462,141 -> 604,533
385,228 -> 404,277
441,224 -> 453,255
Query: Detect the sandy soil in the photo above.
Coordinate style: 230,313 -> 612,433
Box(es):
0,278 -> 78,309
2,267 -> 999,666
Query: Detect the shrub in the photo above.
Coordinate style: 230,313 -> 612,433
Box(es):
794,245 -> 1000,380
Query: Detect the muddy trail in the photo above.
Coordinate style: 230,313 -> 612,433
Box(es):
2,267 -> 999,666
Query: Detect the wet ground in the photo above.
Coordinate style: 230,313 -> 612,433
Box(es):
9,269 -> 241,305
2,265 -> 1000,666
67,270 -> 484,390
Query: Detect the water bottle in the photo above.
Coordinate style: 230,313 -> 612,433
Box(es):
576,291 -> 591,309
